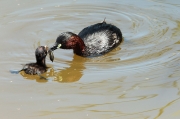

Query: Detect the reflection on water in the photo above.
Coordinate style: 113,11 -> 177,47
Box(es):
53,55 -> 86,82
1,0 -> 180,119
20,71 -> 49,83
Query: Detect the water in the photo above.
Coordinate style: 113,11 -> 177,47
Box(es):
1,0 -> 180,118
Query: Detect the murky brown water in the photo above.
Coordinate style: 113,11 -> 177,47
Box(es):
1,0 -> 180,118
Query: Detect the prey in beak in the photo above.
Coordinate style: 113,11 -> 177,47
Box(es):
48,43 -> 62,62
48,49 -> 54,62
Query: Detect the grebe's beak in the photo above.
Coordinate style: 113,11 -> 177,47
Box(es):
44,45 -> 48,51
50,43 -> 61,51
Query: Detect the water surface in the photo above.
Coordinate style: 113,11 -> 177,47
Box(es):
0,0 -> 180,119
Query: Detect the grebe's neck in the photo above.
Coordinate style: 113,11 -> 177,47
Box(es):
36,57 -> 46,67
67,35 -> 85,56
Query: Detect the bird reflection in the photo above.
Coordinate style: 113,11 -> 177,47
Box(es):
20,55 -> 86,83
53,55 -> 86,82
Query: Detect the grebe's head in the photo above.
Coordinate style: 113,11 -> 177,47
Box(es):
35,46 -> 48,64
50,32 -> 76,50
48,32 -> 78,62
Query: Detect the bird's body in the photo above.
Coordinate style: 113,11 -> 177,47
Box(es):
22,63 -> 47,75
49,21 -> 122,61
21,46 -> 48,75
78,22 -> 122,57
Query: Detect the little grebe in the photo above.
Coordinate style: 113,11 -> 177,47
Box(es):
21,46 -> 48,75
49,21 -> 122,61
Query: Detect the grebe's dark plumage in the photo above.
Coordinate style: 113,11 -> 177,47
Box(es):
49,21 -> 122,61
21,46 -> 48,75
